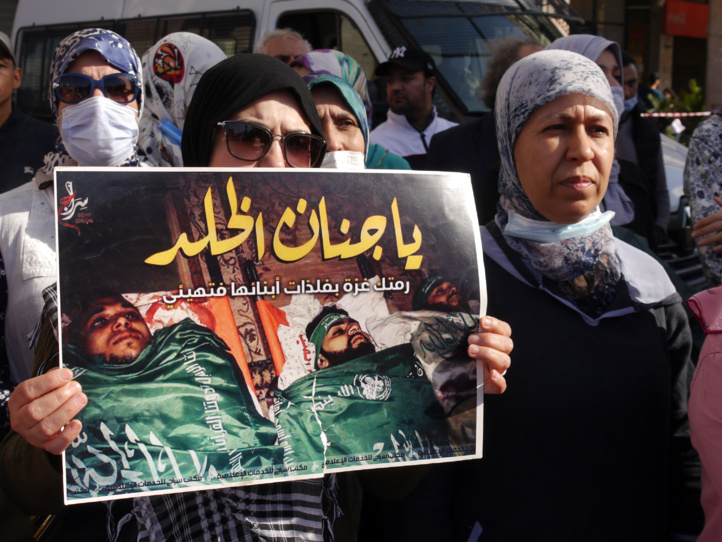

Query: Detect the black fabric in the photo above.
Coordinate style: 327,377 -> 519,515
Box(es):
627,103 -> 663,200
424,113 -> 500,223
182,54 -> 325,167
617,157 -> 654,241
403,153 -> 427,170
366,237 -> 703,542
0,108 -> 58,192
472,252 -> 702,541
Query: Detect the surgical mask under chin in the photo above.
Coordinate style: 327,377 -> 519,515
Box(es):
60,96 -> 139,166
624,94 -> 638,114
504,208 -> 616,243
320,150 -> 365,170
611,86 -> 625,119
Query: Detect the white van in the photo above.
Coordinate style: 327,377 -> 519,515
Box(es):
9,0 -> 577,123
10,0 -> 705,288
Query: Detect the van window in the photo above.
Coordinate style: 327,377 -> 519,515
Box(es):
15,10 -> 255,120
368,0 -> 564,118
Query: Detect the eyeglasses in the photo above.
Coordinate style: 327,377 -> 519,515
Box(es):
217,121 -> 326,168
53,73 -> 140,105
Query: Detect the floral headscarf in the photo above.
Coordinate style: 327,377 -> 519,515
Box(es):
291,50 -> 373,123
138,32 -> 226,166
495,49 -> 622,316
37,28 -> 144,187
305,73 -> 369,156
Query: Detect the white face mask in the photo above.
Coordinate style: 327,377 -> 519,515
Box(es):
504,208 -> 616,243
610,86 -> 624,120
320,150 -> 365,170
60,96 -> 139,166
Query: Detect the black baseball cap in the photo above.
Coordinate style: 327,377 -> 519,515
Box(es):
375,46 -> 435,76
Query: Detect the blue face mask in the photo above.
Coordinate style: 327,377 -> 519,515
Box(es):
504,209 -> 616,243
159,118 -> 183,147
623,94 -> 638,114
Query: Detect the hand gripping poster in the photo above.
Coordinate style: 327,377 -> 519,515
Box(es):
55,168 -> 486,504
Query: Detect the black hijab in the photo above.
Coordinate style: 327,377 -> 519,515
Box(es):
182,54 -> 325,167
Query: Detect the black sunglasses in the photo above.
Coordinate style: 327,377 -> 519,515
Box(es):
53,73 -> 140,105
217,121 -> 326,168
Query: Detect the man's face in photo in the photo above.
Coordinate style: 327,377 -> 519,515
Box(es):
80,297 -> 152,364
319,318 -> 375,369
426,281 -> 470,313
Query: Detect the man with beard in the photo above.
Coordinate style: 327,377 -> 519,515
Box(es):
412,275 -> 471,313
306,306 -> 377,370
57,292 -> 280,499
370,46 -> 456,169
273,287 -> 480,469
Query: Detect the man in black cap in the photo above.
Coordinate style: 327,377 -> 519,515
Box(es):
0,31 -> 58,193
370,45 -> 456,169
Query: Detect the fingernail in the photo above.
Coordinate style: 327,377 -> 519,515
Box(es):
59,368 -> 73,381
468,345 -> 480,356
76,393 -> 88,407
481,316 -> 491,328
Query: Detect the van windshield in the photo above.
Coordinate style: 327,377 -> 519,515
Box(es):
371,0 -> 566,115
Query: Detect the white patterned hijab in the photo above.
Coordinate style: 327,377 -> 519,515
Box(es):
138,32 -> 227,166
494,50 -> 622,317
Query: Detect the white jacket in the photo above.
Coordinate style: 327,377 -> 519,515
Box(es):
370,106 -> 457,160
0,180 -> 56,382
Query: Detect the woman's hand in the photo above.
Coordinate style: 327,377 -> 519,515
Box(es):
8,368 -> 87,455
692,196 -> 722,252
468,316 -> 513,394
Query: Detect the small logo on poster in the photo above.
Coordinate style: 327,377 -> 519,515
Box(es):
59,181 -> 92,234
356,374 -> 392,401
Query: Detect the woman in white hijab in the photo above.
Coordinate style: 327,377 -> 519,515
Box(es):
138,32 -> 226,166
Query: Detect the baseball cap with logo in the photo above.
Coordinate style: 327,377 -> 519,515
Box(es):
0,32 -> 14,63
375,46 -> 435,77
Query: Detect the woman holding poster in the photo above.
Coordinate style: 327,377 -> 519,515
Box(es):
3,51 -> 513,541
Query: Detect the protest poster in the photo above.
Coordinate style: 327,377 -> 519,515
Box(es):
55,167 -> 486,504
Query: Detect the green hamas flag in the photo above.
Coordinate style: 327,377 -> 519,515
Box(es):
273,342 -> 474,472
64,319 -> 282,498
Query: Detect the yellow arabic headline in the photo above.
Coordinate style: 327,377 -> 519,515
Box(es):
145,177 -> 423,269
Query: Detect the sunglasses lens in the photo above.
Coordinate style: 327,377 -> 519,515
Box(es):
56,74 -> 91,104
103,74 -> 137,104
225,123 -> 272,161
285,134 -> 325,168
55,73 -> 137,105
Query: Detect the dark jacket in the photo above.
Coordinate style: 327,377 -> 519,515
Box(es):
425,114 -> 500,223
0,108 -> 58,193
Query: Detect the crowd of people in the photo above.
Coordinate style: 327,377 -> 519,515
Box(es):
0,21 -> 720,542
